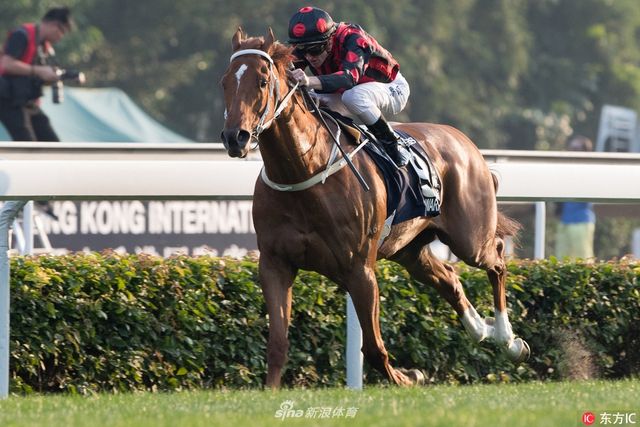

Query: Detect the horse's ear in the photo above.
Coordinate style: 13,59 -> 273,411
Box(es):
232,26 -> 245,51
263,27 -> 275,54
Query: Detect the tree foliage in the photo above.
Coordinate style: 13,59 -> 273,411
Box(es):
3,1 -> 640,146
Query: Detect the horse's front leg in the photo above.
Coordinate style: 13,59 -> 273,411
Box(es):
344,264 -> 422,386
259,254 -> 297,388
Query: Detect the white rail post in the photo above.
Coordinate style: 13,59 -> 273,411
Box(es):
346,295 -> 363,390
633,228 -> 640,259
534,202 -> 546,259
10,220 -> 25,254
22,201 -> 34,255
0,201 -> 27,399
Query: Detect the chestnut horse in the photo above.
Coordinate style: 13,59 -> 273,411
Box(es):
220,28 -> 529,388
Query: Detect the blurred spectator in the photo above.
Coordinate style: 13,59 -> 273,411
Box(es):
0,7 -> 73,141
555,135 -> 596,259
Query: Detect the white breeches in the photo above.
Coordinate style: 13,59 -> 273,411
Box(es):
314,72 -> 410,125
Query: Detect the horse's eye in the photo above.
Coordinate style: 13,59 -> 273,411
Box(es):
260,78 -> 268,88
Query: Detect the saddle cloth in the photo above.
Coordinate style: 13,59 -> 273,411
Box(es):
323,110 -> 441,224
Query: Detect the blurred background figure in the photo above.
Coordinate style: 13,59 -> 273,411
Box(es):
0,7 -> 73,142
555,135 -> 596,259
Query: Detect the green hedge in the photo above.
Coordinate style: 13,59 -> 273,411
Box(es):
8,253 -> 640,393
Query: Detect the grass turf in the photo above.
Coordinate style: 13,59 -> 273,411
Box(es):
0,379 -> 638,427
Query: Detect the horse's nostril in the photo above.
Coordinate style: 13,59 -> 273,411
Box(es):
237,130 -> 251,145
221,128 -> 250,147
222,129 -> 240,145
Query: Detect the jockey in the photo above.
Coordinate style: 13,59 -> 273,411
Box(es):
287,6 -> 410,167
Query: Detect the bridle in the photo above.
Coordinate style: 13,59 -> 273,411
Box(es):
226,49 -> 298,142
226,48 -> 368,192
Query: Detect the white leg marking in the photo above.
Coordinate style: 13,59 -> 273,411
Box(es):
464,307 -> 529,361
494,310 -> 515,346
461,306 -> 493,343
235,64 -> 248,92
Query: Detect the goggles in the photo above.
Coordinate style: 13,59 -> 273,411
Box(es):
295,42 -> 328,56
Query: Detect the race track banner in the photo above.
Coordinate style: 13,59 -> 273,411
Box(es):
34,200 -> 257,257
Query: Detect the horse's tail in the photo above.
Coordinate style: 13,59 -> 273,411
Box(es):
491,172 -> 521,238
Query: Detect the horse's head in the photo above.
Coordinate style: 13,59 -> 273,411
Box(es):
220,27 -> 293,158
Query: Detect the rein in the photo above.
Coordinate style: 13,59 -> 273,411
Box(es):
228,48 -> 368,192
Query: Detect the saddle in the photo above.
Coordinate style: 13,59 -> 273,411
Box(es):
321,109 -> 442,223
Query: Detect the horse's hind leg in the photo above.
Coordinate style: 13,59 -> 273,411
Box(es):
392,239 -> 493,344
259,255 -> 297,388
476,236 -> 530,362
446,221 -> 530,362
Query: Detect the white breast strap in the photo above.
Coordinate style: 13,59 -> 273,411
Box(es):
260,139 -> 369,192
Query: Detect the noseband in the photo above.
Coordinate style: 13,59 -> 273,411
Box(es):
227,49 -> 298,141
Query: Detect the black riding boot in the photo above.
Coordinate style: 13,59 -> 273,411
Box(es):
368,116 -> 409,167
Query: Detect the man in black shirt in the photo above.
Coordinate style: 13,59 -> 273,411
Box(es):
0,7 -> 72,141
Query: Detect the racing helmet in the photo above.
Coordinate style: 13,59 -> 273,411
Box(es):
287,6 -> 336,45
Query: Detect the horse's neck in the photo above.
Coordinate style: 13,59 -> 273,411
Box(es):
259,103 -> 333,184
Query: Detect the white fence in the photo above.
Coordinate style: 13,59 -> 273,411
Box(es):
1,147 -> 640,396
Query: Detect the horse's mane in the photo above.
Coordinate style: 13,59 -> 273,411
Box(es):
238,36 -> 294,69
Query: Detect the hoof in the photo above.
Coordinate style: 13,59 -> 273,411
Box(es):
398,368 -> 425,386
507,338 -> 530,363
